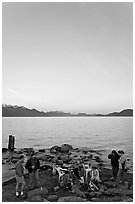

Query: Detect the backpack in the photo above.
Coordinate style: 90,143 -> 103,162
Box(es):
122,159 -> 129,172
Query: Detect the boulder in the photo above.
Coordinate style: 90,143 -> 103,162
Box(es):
14,150 -> 23,154
54,186 -> 60,192
47,195 -> 59,202
90,197 -> 100,202
2,148 -> 8,153
58,196 -> 87,202
104,188 -> 116,196
56,160 -> 63,165
36,153 -> 48,161
124,181 -> 129,190
89,192 -> 96,197
72,185 -> 86,198
50,145 -> 61,153
88,154 -> 93,159
99,188 -> 105,194
39,149 -> 45,153
12,158 -> 18,163
29,195 -> 43,202
104,181 -> 117,188
50,149 -> 57,154
116,189 -> 133,197
123,197 -> 133,202
94,192 -> 102,197
28,187 -> 48,198
2,160 -> 6,165
60,144 -> 73,153
22,148 -> 34,154
43,198 -> 49,202
60,155 -> 71,163
51,158 -> 57,163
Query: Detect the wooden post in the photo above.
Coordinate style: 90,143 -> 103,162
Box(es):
8,135 -> 15,151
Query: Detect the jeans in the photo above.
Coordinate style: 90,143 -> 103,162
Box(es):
116,168 -> 125,183
29,170 -> 39,189
112,166 -> 119,180
15,175 -> 26,192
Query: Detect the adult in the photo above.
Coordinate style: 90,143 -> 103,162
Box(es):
15,155 -> 26,197
108,150 -> 120,180
25,152 -> 40,189
117,150 -> 126,184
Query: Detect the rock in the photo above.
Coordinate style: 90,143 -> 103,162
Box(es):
124,181 -> 129,190
91,197 -> 100,202
72,185 -> 86,198
39,149 -> 45,153
104,188 -> 116,196
43,198 -> 49,202
2,160 -> 6,165
58,196 -> 87,202
89,192 -> 96,197
88,154 -> 93,159
12,158 -> 18,163
94,192 -> 102,197
12,155 -> 20,159
2,148 -> 8,153
60,144 -> 73,153
123,197 -> 133,202
30,195 -> 43,202
14,150 -> 23,154
28,187 -> 48,198
37,153 -> 48,161
60,155 -> 71,163
51,157 -> 57,163
23,148 -> 34,154
117,189 -> 133,197
50,149 -> 57,154
104,181 -> 117,188
50,145 -> 61,153
56,160 -> 63,165
47,195 -> 59,202
73,155 -> 78,158
54,186 -> 60,192
99,188 -> 105,194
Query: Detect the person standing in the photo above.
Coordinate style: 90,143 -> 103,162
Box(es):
15,155 -> 26,197
25,152 -> 40,190
117,150 -> 126,184
108,150 -> 120,180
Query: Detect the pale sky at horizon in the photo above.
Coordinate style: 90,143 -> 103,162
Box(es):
2,2 -> 133,114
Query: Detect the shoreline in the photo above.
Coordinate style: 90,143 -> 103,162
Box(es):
2,144 -> 133,202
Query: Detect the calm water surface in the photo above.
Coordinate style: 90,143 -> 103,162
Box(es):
2,117 -> 133,167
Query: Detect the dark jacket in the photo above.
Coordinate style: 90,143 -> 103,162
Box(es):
108,153 -> 120,167
25,157 -> 40,173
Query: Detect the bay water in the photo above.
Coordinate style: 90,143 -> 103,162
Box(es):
2,117 -> 133,169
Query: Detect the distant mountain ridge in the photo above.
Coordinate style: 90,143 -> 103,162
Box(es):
2,104 -> 133,117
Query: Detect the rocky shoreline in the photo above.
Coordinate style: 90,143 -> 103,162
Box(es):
2,144 -> 133,202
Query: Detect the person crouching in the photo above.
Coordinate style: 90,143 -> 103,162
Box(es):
91,165 -> 101,184
25,152 -> 40,190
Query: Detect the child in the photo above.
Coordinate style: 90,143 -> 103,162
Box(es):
91,165 -> 101,183
15,155 -> 26,197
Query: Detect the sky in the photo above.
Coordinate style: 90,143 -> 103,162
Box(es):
2,2 -> 133,114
